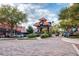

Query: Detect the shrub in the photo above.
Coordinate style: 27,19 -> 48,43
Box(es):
27,33 -> 40,38
48,32 -> 52,37
27,26 -> 34,34
41,33 -> 49,38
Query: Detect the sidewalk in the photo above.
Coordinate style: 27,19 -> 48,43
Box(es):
0,37 -> 78,56
61,37 -> 79,44
61,37 -> 79,55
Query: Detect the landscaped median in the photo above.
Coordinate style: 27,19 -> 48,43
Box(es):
0,33 -> 52,40
61,37 -> 79,55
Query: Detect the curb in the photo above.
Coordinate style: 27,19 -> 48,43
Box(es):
61,37 -> 79,55
72,44 -> 79,55
0,38 -> 17,40
61,37 -> 79,44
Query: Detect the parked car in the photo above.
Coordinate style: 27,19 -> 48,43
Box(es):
62,31 -> 70,37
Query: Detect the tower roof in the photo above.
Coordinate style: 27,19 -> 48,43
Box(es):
34,17 -> 51,27
39,17 -> 47,21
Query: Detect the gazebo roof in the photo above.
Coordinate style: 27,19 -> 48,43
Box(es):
34,17 -> 51,27
34,22 -> 40,27
39,17 -> 47,21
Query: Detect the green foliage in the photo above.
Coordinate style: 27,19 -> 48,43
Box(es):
41,28 -> 48,33
59,7 -> 69,20
27,33 -> 39,38
41,33 -> 49,38
48,32 -> 52,37
40,31 -> 52,38
59,19 -> 72,29
59,19 -> 79,29
51,24 -> 59,33
59,3 -> 79,30
27,26 -> 34,34
69,3 -> 79,20
0,5 -> 27,37
0,5 -> 27,28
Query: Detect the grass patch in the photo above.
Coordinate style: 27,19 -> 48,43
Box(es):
27,33 -> 40,38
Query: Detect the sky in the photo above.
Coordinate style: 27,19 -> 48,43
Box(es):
0,3 -> 73,29
17,3 -> 71,28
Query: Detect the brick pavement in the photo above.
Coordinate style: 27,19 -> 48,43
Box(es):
0,37 -> 78,56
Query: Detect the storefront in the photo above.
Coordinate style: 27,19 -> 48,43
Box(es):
0,22 -> 27,38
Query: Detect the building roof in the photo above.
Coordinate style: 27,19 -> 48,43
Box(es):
0,22 -> 26,32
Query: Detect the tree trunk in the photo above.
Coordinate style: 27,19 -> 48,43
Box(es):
10,25 -> 14,37
47,26 -> 49,33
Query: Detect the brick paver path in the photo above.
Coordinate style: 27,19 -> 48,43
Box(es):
0,37 -> 78,56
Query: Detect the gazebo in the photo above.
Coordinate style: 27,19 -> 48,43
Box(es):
34,17 -> 51,33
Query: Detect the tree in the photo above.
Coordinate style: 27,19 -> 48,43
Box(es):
69,3 -> 79,20
51,24 -> 60,33
0,5 -> 27,35
59,7 -> 69,20
27,26 -> 34,34
59,19 -> 72,29
59,3 -> 79,30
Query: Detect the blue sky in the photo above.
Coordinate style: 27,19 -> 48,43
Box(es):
39,3 -> 69,13
17,3 -> 71,28
0,3 -> 72,28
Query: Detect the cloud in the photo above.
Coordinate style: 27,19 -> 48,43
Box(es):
0,3 -> 59,28
69,3 -> 74,6
16,3 -> 59,28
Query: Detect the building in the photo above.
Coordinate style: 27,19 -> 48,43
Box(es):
0,22 -> 26,37
34,17 -> 51,33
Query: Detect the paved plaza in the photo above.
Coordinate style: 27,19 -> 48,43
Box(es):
0,37 -> 78,56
